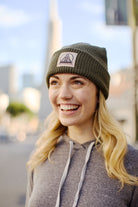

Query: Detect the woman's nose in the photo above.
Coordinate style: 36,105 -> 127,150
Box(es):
59,84 -> 72,99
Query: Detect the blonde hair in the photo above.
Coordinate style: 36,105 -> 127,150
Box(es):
27,91 -> 138,188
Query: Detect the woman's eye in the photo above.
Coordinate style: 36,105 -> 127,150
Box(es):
73,80 -> 84,85
49,80 -> 58,85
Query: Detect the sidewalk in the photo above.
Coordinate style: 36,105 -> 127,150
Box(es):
0,141 -> 34,207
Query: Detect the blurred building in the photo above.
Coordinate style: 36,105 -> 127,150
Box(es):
22,87 -> 41,113
22,73 -> 36,88
108,68 -> 135,143
39,0 -> 62,120
0,93 -> 9,113
105,0 -> 128,25
0,65 -> 17,98
105,0 -> 138,142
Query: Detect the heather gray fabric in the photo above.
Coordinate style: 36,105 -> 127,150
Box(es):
25,134 -> 138,207
55,140 -> 95,207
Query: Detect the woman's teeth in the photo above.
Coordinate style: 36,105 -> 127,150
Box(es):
60,105 -> 79,111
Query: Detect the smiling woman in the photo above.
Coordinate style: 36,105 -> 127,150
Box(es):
25,43 -> 138,207
48,74 -> 98,139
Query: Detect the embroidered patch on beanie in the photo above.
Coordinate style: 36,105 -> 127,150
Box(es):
57,52 -> 78,67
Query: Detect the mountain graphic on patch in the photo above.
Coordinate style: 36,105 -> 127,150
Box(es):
60,53 -> 73,63
57,52 -> 78,67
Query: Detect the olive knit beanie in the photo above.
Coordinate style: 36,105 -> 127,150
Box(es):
46,43 -> 110,99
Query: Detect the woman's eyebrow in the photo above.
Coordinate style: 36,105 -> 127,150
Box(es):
50,75 -> 59,79
70,76 -> 86,80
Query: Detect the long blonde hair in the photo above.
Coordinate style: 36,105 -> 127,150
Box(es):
27,91 -> 138,188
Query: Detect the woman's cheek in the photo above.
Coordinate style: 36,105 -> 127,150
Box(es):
49,90 -> 58,104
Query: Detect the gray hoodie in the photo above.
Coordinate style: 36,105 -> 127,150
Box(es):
25,134 -> 138,207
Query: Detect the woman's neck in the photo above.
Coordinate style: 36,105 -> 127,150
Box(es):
67,125 -> 95,144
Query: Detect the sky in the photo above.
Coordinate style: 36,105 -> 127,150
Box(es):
0,0 -> 132,89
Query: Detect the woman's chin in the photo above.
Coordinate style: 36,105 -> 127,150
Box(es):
60,119 -> 76,127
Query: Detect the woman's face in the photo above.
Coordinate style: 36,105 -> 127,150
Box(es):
49,73 -> 98,128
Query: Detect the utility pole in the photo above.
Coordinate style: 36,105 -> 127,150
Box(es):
130,0 -> 138,141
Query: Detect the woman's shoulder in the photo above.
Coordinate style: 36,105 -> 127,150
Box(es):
124,144 -> 138,175
126,144 -> 138,159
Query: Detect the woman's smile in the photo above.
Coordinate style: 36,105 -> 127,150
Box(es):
59,104 -> 80,111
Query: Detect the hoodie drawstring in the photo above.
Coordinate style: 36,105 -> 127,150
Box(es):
55,140 -> 95,207
55,141 -> 73,207
72,141 -> 94,207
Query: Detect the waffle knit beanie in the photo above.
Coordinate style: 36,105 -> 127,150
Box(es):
46,43 -> 110,99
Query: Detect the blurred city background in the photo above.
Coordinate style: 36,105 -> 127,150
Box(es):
0,0 -> 138,206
